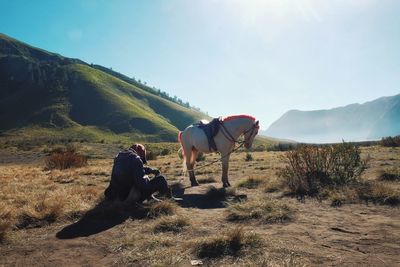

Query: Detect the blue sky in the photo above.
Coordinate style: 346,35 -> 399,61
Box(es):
1,0 -> 399,129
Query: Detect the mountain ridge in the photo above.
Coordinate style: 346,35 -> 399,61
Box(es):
263,94 -> 400,143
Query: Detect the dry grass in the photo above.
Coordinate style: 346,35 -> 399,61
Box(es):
262,177 -> 284,193
1,144 -> 400,266
153,215 -> 190,233
147,200 -> 179,218
0,204 -> 13,243
193,228 -> 263,259
0,161 -> 109,232
226,197 -> 292,223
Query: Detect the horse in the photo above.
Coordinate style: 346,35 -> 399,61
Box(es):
178,115 -> 260,187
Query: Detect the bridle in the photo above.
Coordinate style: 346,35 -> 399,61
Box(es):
220,120 -> 259,145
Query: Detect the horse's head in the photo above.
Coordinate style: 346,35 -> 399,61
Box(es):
243,120 -> 259,149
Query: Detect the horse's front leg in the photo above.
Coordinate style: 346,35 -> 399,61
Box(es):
221,154 -> 231,187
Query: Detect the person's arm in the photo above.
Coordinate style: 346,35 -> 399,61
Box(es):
131,159 -> 148,191
144,167 -> 160,176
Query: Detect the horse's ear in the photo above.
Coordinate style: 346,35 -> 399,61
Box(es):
255,120 -> 259,126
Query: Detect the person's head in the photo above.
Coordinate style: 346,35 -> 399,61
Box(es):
130,143 -> 147,164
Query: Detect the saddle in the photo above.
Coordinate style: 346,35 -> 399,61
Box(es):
194,117 -> 222,152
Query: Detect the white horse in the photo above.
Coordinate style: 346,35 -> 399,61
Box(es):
178,115 -> 260,187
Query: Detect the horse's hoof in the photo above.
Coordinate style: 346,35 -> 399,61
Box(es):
191,182 -> 200,187
223,183 -> 231,188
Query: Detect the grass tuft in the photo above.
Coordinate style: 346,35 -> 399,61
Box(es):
357,182 -> 400,206
378,168 -> 400,182
194,228 -> 263,259
153,215 -> 190,233
197,176 -> 217,184
147,200 -> 178,218
226,198 -> 293,223
205,186 -> 237,200
237,176 -> 263,189
16,195 -> 65,229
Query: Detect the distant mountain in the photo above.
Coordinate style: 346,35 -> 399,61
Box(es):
0,33 -> 206,142
264,94 -> 400,143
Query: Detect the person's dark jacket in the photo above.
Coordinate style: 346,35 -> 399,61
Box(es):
104,149 -> 158,201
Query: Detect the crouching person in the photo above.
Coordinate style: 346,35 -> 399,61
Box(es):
104,144 -> 172,203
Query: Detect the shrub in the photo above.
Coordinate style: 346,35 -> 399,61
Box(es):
278,142 -> 368,196
245,152 -> 253,162
44,151 -> 87,170
380,136 -> 400,147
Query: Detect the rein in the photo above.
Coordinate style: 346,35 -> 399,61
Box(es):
220,120 -> 258,144
186,141 -> 244,172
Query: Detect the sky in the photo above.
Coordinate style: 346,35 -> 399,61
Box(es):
1,0 -> 399,129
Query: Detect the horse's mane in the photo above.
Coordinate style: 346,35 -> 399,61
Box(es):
222,114 -> 256,122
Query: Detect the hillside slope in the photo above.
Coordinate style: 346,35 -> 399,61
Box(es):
264,94 -> 400,143
0,33 -> 205,141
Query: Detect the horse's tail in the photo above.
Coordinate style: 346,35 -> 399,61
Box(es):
178,131 -> 185,157
178,131 -> 187,173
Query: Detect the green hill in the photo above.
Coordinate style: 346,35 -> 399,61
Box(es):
0,33 -> 206,142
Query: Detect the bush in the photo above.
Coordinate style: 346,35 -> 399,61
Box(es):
278,142 -> 368,196
380,136 -> 400,147
44,151 -> 88,170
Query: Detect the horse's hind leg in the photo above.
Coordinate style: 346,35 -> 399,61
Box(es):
221,154 -> 231,187
186,149 -> 199,186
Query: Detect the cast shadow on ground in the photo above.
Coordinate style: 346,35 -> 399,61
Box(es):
56,200 -> 148,239
171,184 -> 247,209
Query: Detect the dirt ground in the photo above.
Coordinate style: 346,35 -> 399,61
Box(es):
0,146 -> 399,266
